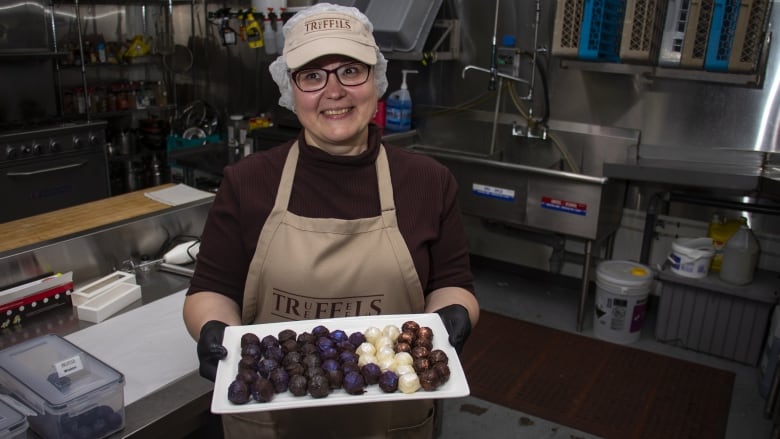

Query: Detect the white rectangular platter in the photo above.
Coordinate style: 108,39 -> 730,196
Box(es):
211,313 -> 470,414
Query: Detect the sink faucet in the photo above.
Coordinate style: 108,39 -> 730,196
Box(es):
512,120 -> 548,140
461,66 -> 531,158
461,65 -> 529,86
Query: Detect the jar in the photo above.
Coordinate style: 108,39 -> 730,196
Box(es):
74,87 -> 86,114
720,225 -> 760,285
228,115 -> 243,146
63,91 -> 75,114
116,83 -> 129,111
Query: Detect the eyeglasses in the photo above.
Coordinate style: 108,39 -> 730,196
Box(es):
291,62 -> 372,92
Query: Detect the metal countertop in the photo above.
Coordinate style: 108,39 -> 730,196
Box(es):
13,269 -> 217,439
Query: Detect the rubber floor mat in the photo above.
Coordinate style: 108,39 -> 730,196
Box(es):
460,310 -> 735,439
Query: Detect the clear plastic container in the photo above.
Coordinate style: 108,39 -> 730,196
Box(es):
0,335 -> 125,439
0,398 -> 28,438
720,224 -> 760,285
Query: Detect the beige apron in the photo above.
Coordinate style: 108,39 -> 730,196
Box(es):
223,142 -> 434,439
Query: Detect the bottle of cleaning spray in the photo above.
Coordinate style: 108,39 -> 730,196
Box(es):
263,13 -> 277,56
385,69 -> 418,132
275,9 -> 286,54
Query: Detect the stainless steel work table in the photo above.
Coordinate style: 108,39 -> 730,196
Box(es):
11,269 -> 219,439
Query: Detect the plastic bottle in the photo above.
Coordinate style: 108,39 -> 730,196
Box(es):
497,35 -> 519,76
275,11 -> 286,54
385,69 -> 419,132
708,215 -> 745,272
720,224 -> 760,285
263,15 -> 277,55
228,115 -> 243,147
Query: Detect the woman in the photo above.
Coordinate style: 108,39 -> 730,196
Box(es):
183,3 -> 479,438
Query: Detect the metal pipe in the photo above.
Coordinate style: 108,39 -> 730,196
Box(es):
640,192 -> 664,264
73,0 -> 91,121
577,240 -> 593,332
489,78 -> 503,157
488,0 -> 500,91
521,0 -> 542,103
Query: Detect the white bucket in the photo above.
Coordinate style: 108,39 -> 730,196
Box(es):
668,237 -> 715,279
593,260 -> 654,345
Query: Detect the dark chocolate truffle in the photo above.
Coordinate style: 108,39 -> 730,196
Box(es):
308,374 -> 331,398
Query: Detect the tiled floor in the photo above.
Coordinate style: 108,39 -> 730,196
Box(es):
438,262 -> 776,439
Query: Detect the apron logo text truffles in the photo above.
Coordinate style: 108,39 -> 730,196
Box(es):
272,289 -> 382,319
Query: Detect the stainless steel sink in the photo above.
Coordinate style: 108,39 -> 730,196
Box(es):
390,110 -> 641,241
387,110 -> 641,332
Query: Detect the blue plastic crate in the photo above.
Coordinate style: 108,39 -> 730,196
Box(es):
578,0 -> 627,62
704,0 -> 742,71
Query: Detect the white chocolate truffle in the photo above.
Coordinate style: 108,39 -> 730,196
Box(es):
364,326 -> 382,344
358,354 -> 378,367
356,342 -> 376,357
376,346 -> 396,362
374,336 -> 394,350
398,373 -> 421,393
382,324 -> 401,341
393,364 -> 416,376
378,357 -> 396,372
394,351 -> 413,366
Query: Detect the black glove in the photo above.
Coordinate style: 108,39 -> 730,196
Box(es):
197,320 -> 228,382
435,304 -> 471,355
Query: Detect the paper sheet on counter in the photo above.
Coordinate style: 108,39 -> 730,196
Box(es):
66,290 -> 198,405
144,184 -> 215,206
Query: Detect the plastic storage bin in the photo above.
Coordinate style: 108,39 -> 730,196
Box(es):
728,0 -> 771,73
680,0 -> 716,69
0,398 -> 28,438
655,268 -> 778,365
578,0 -> 626,62
0,334 -> 125,439
619,0 -> 668,64
704,0 -> 742,72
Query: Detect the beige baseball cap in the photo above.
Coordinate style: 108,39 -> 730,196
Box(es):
283,11 -> 378,70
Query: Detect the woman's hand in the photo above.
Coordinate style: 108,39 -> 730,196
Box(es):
197,320 -> 229,381
434,304 -> 471,354
425,287 -> 479,354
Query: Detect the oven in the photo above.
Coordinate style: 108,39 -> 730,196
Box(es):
0,121 -> 110,223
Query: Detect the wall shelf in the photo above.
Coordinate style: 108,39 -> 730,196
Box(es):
559,59 -> 765,88
0,50 -> 70,60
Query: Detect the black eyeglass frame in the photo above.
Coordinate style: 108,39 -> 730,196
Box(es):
290,62 -> 373,92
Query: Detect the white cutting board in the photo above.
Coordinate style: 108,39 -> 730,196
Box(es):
66,289 -> 198,405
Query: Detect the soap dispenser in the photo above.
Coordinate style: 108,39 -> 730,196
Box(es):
385,69 -> 419,132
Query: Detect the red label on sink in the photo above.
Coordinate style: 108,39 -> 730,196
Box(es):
540,197 -> 587,215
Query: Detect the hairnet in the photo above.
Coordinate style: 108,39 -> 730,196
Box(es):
269,3 -> 388,113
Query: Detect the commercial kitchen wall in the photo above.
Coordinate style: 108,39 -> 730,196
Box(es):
187,1 -> 780,276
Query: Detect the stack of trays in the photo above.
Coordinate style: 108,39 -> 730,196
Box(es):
554,0 -> 769,73
553,0 -> 627,62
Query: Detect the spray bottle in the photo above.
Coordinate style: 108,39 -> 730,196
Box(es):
275,9 -> 286,54
385,69 -> 418,132
263,12 -> 277,55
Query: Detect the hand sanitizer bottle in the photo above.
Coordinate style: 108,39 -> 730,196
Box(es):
385,69 -> 418,132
